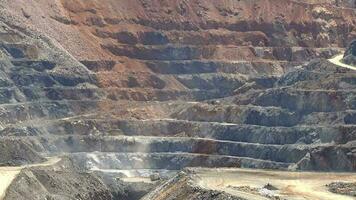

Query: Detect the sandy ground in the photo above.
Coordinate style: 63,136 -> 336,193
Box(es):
91,168 -> 177,183
193,168 -> 356,200
328,54 -> 356,70
121,177 -> 154,183
0,157 -> 61,200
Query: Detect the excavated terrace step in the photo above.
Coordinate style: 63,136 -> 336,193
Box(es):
171,73 -> 247,91
69,152 -> 292,170
6,68 -> 247,91
4,70 -> 59,87
98,13 -> 353,36
22,135 -> 309,163
10,60 -> 57,72
33,118 -> 355,145
170,102 -> 356,126
103,44 -> 342,61
0,43 -> 39,59
0,87 -> 225,103
144,60 -> 302,75
0,100 -> 98,125
95,29 -> 275,46
94,71 -> 247,90
19,87 -> 225,102
79,59 -> 302,76
0,94 -> 354,122
250,88 -> 356,112
171,103 -> 300,126
0,98 -> 355,130
0,98 -> 167,126
2,109 -> 355,144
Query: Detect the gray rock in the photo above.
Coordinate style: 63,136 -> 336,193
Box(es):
342,40 -> 356,66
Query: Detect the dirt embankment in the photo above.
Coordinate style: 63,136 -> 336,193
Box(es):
0,157 -> 61,200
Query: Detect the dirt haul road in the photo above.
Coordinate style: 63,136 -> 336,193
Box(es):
0,157 -> 61,200
193,168 -> 356,200
329,54 -> 356,70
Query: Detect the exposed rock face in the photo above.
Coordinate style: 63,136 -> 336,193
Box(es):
0,0 -> 354,199
3,158 -> 115,200
343,40 -> 356,65
0,139 -> 45,166
142,172 -> 243,200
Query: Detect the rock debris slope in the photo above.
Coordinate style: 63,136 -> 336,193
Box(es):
0,0 -> 354,199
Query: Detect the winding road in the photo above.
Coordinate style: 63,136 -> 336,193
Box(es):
328,54 -> 356,70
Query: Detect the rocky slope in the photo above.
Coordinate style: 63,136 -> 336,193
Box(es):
0,0 -> 354,199
343,40 -> 356,65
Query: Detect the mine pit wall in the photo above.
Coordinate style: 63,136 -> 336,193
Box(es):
0,3 -> 354,200
3,0 -> 352,172
3,0 -> 355,61
0,0 -> 353,165
5,134 -> 355,172
0,1 -> 354,199
0,0 -> 353,98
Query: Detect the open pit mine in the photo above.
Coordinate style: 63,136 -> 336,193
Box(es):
0,0 -> 355,200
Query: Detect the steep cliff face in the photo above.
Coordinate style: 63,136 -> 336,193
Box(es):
343,40 -> 356,65
0,0 -> 355,199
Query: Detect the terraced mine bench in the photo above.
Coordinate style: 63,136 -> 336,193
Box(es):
0,0 -> 355,199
